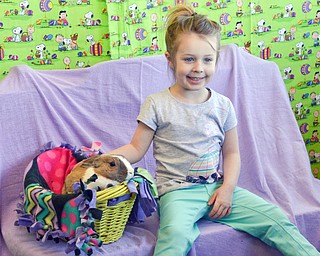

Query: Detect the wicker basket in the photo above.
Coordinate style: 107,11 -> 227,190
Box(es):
94,181 -> 137,244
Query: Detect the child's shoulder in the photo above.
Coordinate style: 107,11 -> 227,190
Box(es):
146,88 -> 169,101
209,88 -> 232,104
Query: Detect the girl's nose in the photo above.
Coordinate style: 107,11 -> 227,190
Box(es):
192,62 -> 204,73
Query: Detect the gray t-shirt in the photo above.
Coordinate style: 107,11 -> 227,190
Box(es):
137,88 -> 237,196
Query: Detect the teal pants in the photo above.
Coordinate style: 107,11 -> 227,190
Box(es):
154,182 -> 320,256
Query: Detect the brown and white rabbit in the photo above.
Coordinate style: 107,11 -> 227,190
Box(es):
62,154 -> 134,194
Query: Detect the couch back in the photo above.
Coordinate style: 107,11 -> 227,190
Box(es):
1,45 -> 320,243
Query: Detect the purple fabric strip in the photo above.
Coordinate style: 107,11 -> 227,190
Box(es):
107,194 -> 131,206
127,179 -> 157,223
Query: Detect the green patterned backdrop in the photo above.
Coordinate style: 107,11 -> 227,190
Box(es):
1,0 -> 320,178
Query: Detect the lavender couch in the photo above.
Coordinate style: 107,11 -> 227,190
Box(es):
1,44 -> 320,256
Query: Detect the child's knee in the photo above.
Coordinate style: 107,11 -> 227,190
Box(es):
155,224 -> 198,255
158,222 -> 198,244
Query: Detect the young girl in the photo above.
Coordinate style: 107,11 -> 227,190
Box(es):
108,5 -> 320,256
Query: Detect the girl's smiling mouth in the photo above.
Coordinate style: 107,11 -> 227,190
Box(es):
187,75 -> 206,82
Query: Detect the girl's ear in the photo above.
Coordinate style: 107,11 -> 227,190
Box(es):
165,52 -> 174,69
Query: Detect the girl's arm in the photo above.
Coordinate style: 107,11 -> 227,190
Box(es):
207,127 -> 241,219
108,122 -> 155,164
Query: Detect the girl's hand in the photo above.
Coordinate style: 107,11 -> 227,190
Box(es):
207,185 -> 234,219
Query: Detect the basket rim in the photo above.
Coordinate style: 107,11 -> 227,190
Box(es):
96,180 -> 137,200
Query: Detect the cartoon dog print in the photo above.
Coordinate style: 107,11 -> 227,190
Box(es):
35,43 -> 46,59
283,66 -> 292,80
12,27 -> 23,42
277,28 -> 286,42
121,32 -> 130,46
295,102 -> 304,116
19,0 -> 29,15
83,11 -> 100,26
257,40 -> 265,50
129,4 -> 138,19
295,42 -> 305,55
257,19 -> 265,33
86,34 -> 95,45
63,37 -> 72,50
84,11 -> 93,26
284,4 -> 293,18
316,94 -> 320,105
249,2 -> 256,14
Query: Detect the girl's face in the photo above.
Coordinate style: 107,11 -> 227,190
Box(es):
166,32 -> 218,92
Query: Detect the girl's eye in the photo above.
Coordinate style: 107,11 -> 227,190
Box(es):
204,58 -> 213,63
184,57 -> 194,62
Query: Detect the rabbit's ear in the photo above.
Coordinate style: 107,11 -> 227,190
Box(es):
118,158 -> 126,171
80,156 -> 100,168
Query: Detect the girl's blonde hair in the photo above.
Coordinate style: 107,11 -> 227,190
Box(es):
164,5 -> 221,59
